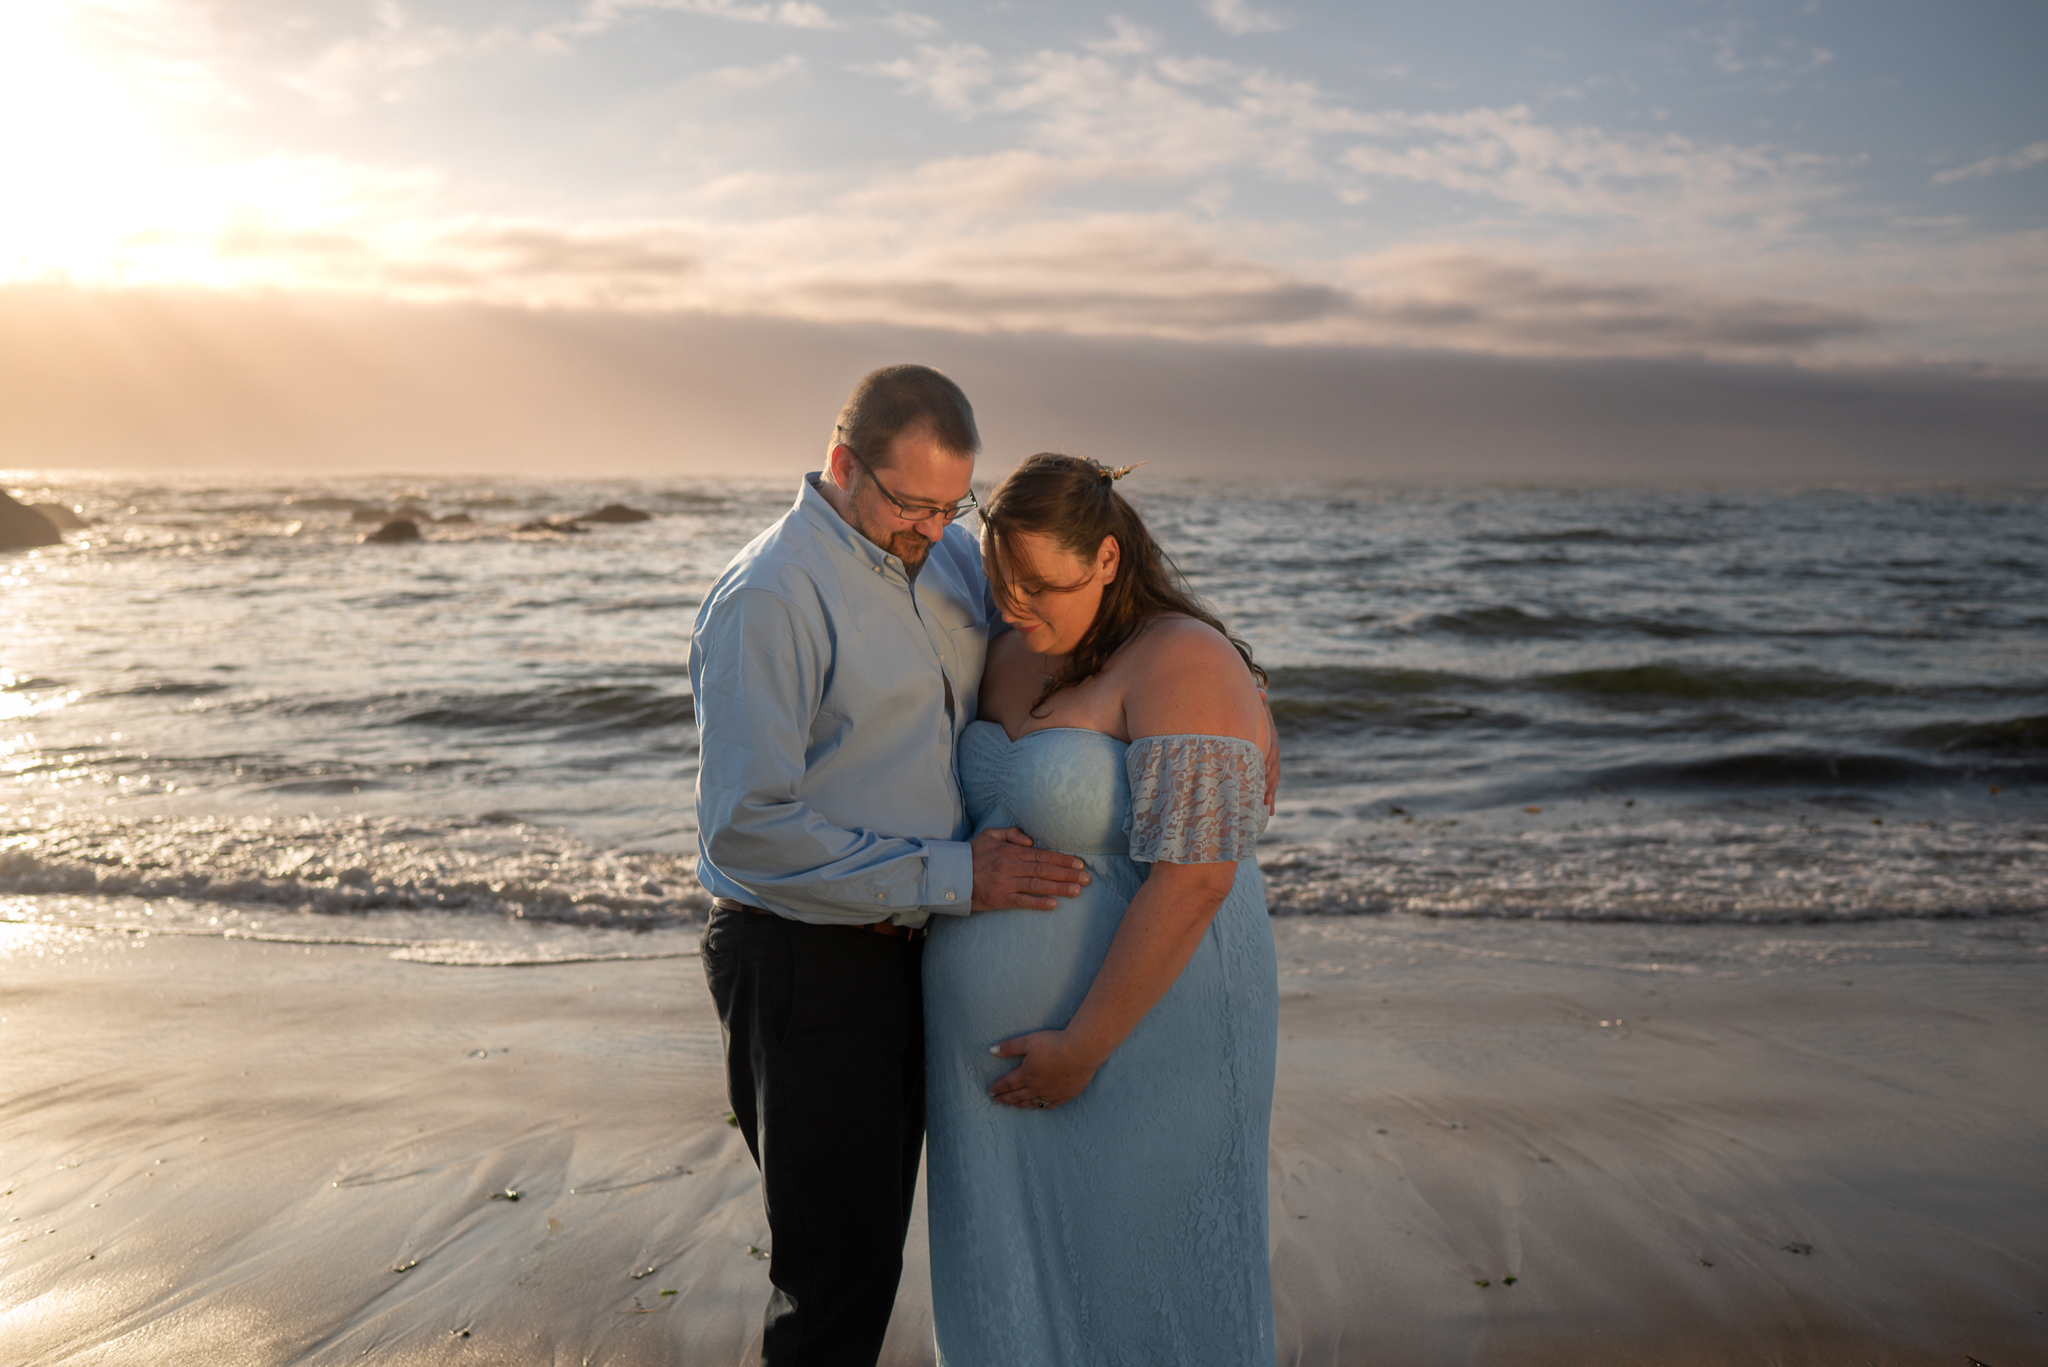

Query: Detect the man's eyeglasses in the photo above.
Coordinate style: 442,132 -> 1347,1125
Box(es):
840,441 -> 979,525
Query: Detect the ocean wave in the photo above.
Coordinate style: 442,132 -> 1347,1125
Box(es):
588,595 -> 704,615
1535,664 -> 1888,703
1421,606 -> 1715,640
1590,749 -> 1955,789
1586,744 -> 2048,791
1266,664 -> 2047,755
1265,661 -> 1891,732
0,896 -> 702,967
284,495 -> 375,511
1258,813 -> 2048,921
399,683 -> 696,733
9,803 -> 2041,937
0,816 -> 709,927
252,683 -> 697,735
1264,665 -> 1512,732
1,672 -> 65,692
647,489 -> 742,510
1267,664 -> 1494,697
1489,528 -> 1697,547
1905,713 -> 2048,756
98,679 -> 235,698
1457,554 -> 1581,570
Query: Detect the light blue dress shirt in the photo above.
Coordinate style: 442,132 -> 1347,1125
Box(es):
690,473 -> 995,926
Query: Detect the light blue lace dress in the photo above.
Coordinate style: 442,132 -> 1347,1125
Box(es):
923,722 -> 1279,1367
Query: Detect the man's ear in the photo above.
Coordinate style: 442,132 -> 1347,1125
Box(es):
826,442 -> 861,490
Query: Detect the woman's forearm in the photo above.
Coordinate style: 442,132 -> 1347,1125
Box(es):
1063,863 -> 1235,1064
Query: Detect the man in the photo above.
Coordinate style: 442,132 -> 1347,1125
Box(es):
691,364 -> 1090,1366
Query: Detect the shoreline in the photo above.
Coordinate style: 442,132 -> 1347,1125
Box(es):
2,908 -> 2044,1364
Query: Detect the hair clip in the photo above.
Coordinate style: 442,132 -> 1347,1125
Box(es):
1098,461 -> 1146,482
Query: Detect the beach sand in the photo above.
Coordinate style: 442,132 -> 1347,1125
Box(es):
2,910 -> 2044,1365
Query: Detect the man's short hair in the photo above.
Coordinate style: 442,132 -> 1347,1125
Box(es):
833,365 -> 980,470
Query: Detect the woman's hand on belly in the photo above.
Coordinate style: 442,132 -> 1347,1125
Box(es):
987,1029 -> 1105,1111
987,860 -> 1237,1111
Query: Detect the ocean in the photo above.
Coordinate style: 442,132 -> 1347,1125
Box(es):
3,472 -> 2043,964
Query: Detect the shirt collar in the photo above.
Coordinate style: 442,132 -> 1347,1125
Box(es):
797,471 -> 905,580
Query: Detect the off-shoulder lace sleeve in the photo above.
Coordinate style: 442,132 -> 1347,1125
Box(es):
1124,734 -> 1267,864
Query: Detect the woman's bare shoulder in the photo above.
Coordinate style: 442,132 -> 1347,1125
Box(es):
1124,614 -> 1245,671
1120,615 -> 1264,742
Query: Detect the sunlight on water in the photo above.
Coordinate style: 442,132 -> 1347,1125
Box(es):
0,686 -> 79,725
2,471 -> 2043,953
0,918 -> 89,961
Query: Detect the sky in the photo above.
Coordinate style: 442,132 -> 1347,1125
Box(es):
2,0 -> 2045,478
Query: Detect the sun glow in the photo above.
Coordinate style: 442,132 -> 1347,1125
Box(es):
0,1 -> 178,280
0,2 -> 406,290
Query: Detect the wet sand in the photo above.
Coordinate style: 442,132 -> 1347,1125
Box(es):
2,910 -> 2044,1365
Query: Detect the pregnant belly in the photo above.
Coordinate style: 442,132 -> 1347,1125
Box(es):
923,868 -> 1137,1046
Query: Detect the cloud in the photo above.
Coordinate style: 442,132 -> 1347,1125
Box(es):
1337,105 -> 1835,229
701,54 -> 808,92
62,0 -> 233,108
864,42 -> 992,115
690,168 -> 831,207
787,216 -> 1352,335
52,0 -> 488,116
1931,140 -> 2048,187
208,217 -> 705,308
872,38 -> 1835,231
828,150 -> 1137,217
13,283 -> 2044,481
991,46 -> 1347,182
102,161 -> 1889,364
1204,0 -> 1289,37
1343,251 -> 1874,354
1686,21 -> 1835,80
1087,18 -> 1159,56
280,7 -> 1830,247
567,0 -> 836,35
885,10 -> 941,38
20,6 -> 2043,377
282,1 -> 477,110
778,226 -> 1878,358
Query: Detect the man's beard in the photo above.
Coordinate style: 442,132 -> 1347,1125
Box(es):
845,494 -> 935,574
886,529 -> 934,567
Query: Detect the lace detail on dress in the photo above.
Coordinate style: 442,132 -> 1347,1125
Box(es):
1124,734 -> 1267,864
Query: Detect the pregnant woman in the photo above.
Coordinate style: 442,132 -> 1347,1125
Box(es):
923,454 -> 1280,1366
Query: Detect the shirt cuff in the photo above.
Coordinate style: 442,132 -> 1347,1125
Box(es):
924,839 -> 974,915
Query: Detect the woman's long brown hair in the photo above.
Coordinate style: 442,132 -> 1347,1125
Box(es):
980,453 -> 1265,716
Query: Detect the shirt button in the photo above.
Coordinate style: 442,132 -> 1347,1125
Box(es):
875,893 -> 885,901
873,565 -> 883,574
944,891 -> 956,902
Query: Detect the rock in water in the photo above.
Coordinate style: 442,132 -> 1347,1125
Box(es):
29,503 -> 91,530
1,492 -> 63,550
578,503 -> 653,524
364,519 -> 422,544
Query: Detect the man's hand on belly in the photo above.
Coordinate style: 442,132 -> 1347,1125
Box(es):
969,828 -> 1090,911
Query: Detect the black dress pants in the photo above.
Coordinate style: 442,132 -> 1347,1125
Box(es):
701,903 -> 926,1367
